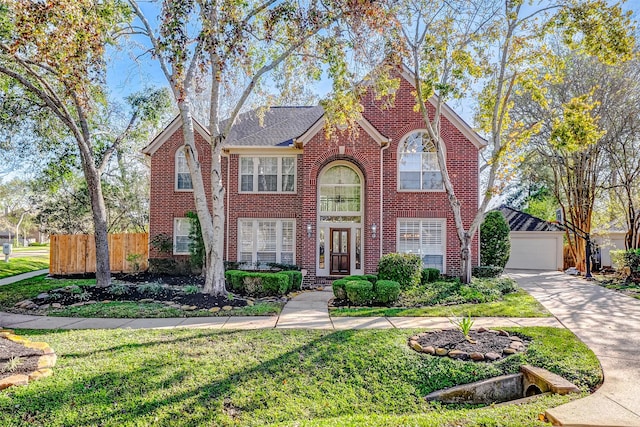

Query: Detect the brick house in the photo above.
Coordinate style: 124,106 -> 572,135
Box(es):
142,68 -> 484,284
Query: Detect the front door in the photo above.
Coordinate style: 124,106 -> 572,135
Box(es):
330,228 -> 350,275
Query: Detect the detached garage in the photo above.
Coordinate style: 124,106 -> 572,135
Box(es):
497,206 -> 564,271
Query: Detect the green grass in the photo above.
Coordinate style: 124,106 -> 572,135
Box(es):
50,301 -> 283,318
594,274 -> 640,300
331,289 -> 551,317
0,257 -> 50,279
11,245 -> 50,253
0,276 -> 96,308
0,327 -> 599,427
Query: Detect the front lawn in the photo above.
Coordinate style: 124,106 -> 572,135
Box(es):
0,257 -> 50,279
0,327 -> 600,427
332,277 -> 551,318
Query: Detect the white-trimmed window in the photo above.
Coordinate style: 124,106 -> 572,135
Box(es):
397,219 -> 445,272
238,219 -> 295,264
175,148 -> 193,191
174,218 -> 193,255
239,156 -> 296,193
398,131 -> 443,190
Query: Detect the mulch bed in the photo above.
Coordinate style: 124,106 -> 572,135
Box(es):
415,329 -> 514,354
0,338 -> 43,381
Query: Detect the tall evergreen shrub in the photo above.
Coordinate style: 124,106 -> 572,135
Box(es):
480,211 -> 511,268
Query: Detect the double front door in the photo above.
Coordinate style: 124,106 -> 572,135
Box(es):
330,228 -> 350,275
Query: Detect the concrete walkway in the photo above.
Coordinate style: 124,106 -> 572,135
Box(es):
509,270 -> 640,427
0,269 -> 49,286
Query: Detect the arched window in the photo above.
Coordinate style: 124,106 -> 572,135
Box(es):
175,147 -> 193,191
398,131 -> 443,190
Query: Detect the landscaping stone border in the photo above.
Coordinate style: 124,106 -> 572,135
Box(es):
408,327 -> 527,362
0,329 -> 57,390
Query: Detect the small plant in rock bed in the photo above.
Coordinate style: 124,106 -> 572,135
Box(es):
1,356 -> 23,373
138,283 -> 164,297
450,314 -> 474,339
182,285 -> 200,295
108,284 -> 130,296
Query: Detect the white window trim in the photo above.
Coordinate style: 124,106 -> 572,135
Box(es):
173,217 -> 192,255
237,218 -> 296,264
175,146 -> 195,192
238,155 -> 297,194
396,218 -> 447,272
397,130 -> 446,193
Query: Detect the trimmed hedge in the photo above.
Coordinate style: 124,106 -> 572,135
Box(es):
344,280 -> 375,305
472,265 -> 503,278
374,280 -> 400,304
224,270 -> 289,297
332,279 -> 349,300
377,253 -> 422,290
281,270 -> 303,291
421,268 -> 440,284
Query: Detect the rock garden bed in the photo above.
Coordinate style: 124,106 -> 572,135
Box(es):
408,327 -> 529,362
11,272 -> 288,316
0,329 -> 57,389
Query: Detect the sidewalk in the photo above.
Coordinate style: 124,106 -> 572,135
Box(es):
0,269 -> 49,286
509,270 -> 640,427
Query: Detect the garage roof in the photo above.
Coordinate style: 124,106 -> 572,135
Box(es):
497,205 -> 564,232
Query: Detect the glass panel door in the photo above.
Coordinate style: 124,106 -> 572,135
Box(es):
330,228 -> 350,275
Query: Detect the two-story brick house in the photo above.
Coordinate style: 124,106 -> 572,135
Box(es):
143,68 -> 484,284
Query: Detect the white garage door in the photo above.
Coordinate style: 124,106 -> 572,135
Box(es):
506,233 -> 561,270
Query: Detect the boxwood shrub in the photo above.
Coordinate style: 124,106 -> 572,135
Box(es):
421,268 -> 440,284
224,270 -> 289,297
344,280 -> 375,305
378,253 -> 422,289
281,270 -> 303,291
374,280 -> 400,304
472,265 -> 503,278
332,278 -> 349,300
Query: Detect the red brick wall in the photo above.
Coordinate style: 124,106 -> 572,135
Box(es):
147,73 -> 480,280
148,127 -> 213,261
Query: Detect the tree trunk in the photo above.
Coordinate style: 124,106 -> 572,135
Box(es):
208,142 -> 227,296
84,165 -> 111,287
461,232 -> 472,284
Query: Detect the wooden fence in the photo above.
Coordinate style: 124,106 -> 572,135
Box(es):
49,233 -> 149,275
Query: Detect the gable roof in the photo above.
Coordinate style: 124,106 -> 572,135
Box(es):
399,64 -> 487,150
142,115 -> 210,155
497,205 -> 564,232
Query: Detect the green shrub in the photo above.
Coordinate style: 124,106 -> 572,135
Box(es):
225,270 -> 245,293
138,283 -> 164,296
480,210 -> 511,268
374,280 -> 400,304
265,262 -> 301,271
363,274 -> 378,284
281,270 -> 303,292
491,277 -> 518,294
344,280 -> 374,305
332,279 -> 349,300
108,284 -> 129,296
377,253 -> 422,290
623,249 -> 640,276
472,265 -> 503,278
610,250 -> 626,270
421,268 -> 441,284
223,270 -> 289,297
182,285 -> 200,295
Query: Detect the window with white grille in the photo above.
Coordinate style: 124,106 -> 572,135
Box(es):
397,219 -> 445,271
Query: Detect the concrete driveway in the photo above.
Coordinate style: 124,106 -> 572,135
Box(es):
508,270 -> 640,426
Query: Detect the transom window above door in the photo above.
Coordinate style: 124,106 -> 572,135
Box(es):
239,156 -> 296,193
319,164 -> 362,214
398,131 -> 443,191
